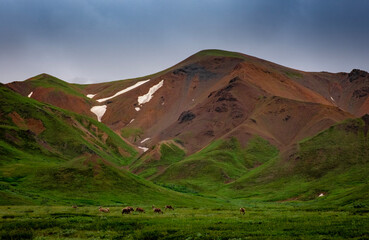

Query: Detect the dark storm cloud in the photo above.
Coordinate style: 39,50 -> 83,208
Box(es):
0,0 -> 368,83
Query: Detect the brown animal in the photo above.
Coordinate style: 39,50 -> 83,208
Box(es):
127,206 -> 134,212
165,205 -> 174,210
153,208 -> 163,214
122,207 -> 132,214
72,205 -> 78,209
240,207 -> 245,215
135,207 -> 145,213
99,206 -> 110,213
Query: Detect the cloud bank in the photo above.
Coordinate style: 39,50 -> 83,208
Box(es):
0,0 -> 368,83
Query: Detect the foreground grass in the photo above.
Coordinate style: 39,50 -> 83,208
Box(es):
1,205 -> 368,239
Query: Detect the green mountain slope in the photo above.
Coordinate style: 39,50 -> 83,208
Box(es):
220,116 -> 369,208
130,140 -> 186,179
152,137 -> 279,194
0,84 -> 217,206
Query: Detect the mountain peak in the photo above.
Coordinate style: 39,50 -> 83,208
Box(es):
193,49 -> 246,59
348,69 -> 369,82
26,73 -> 59,81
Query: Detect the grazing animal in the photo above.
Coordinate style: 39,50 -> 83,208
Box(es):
240,207 -> 245,215
165,205 -> 174,210
127,206 -> 134,212
122,207 -> 132,214
72,205 -> 78,209
135,207 -> 145,213
99,206 -> 110,213
153,208 -> 163,214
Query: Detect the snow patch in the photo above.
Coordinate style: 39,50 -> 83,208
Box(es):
138,146 -> 149,152
90,105 -> 107,122
135,107 -> 141,111
28,92 -> 33,98
129,119 -> 135,124
318,193 -> 324,197
96,79 -> 150,103
137,80 -> 164,105
140,138 -> 150,143
87,94 -> 96,99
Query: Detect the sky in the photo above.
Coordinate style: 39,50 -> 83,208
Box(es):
0,0 -> 368,84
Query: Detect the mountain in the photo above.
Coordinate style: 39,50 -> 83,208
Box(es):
7,50 -> 360,153
3,49 -> 369,206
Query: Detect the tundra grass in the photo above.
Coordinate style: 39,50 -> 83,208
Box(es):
0,204 -> 368,239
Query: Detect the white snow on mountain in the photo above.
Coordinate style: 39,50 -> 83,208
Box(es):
140,138 -> 150,143
138,146 -> 149,152
96,79 -> 150,103
90,105 -> 107,122
137,80 -> 164,105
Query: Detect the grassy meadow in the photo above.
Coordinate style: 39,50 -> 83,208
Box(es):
1,204 -> 368,239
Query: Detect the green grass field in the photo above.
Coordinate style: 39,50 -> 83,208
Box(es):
1,204 -> 368,239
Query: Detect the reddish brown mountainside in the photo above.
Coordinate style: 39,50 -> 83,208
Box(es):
7,50 -> 367,155
285,69 -> 369,117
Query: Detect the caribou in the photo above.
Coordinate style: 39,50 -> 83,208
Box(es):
122,207 -> 132,214
99,206 -> 110,213
165,205 -> 174,210
135,207 -> 145,213
152,206 -> 163,214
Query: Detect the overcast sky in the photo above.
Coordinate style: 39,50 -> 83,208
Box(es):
1,0 -> 368,84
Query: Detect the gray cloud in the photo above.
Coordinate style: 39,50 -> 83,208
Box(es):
0,0 -> 368,83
